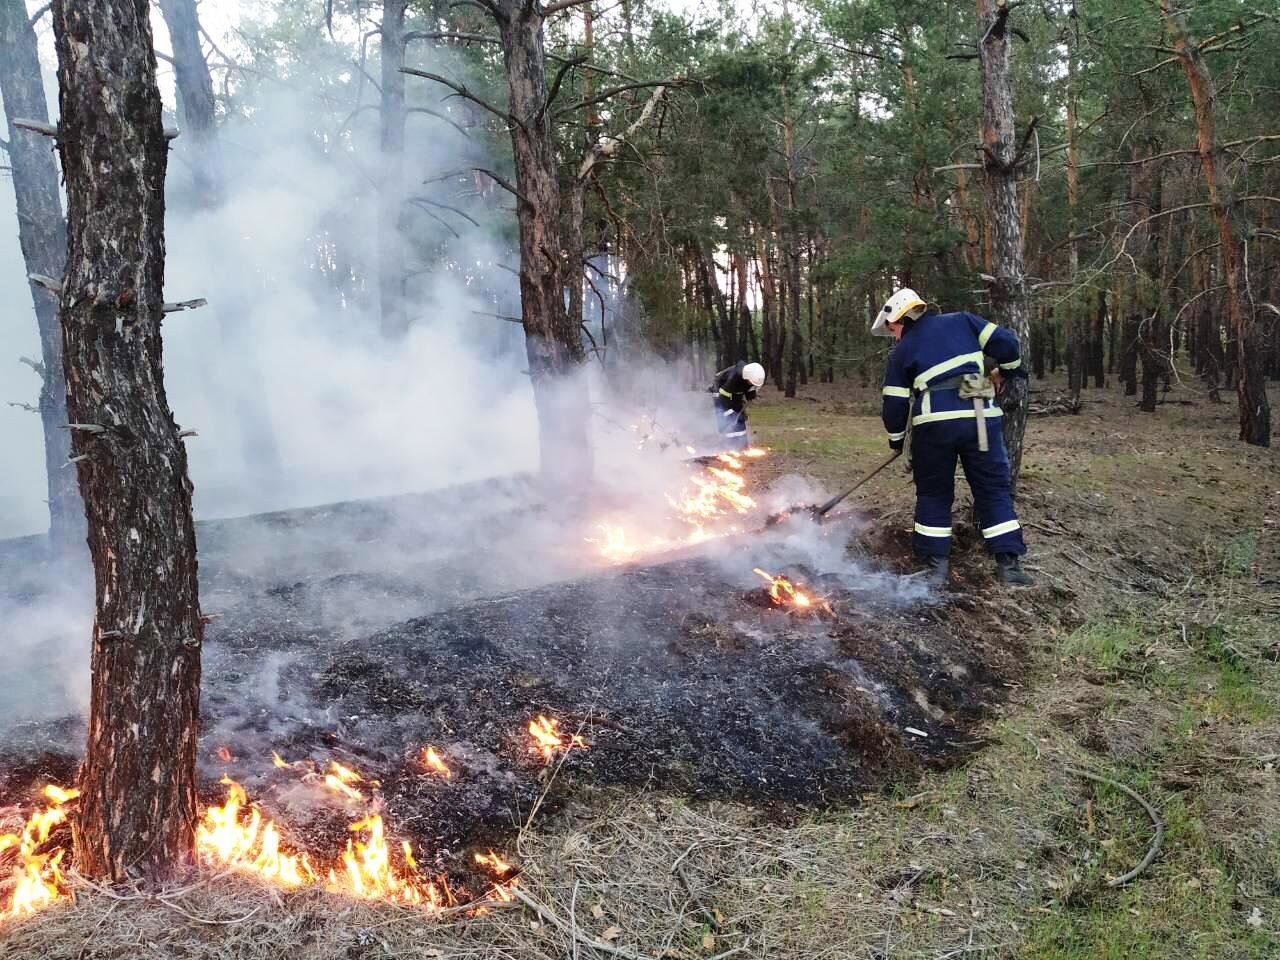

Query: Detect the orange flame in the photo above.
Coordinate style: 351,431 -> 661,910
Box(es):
419,747 -> 451,779
197,777 -> 441,907
215,745 -> 233,763
6,759 -> 499,918
589,450 -> 769,563
527,715 -> 585,763
474,850 -> 512,875
753,568 -> 813,608
1,785 -> 80,916
271,751 -> 289,769
323,762 -> 366,802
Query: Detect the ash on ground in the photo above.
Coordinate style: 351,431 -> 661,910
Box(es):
0,478 -> 1025,873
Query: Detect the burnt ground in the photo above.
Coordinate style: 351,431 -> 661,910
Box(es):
0,466 -> 1021,889
2,376 -> 1277,960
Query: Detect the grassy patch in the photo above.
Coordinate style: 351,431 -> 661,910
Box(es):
1061,619 -> 1148,669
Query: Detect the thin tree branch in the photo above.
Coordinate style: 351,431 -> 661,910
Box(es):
410,196 -> 481,227
555,79 -> 680,120
28,2 -> 51,26
400,68 -> 516,128
474,167 -> 529,205
406,107 -> 472,138
541,0 -> 598,15
404,31 -> 499,45
540,55 -> 589,122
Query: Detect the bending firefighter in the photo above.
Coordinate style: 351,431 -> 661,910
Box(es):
710,361 -> 766,451
875,288 -> 1033,587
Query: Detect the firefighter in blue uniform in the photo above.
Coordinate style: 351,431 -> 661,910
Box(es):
710,361 -> 766,451
874,288 -> 1033,586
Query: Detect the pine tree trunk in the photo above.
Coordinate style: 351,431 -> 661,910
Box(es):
496,2 -> 592,489
158,0 -> 282,480
378,0 -> 408,337
977,0 -> 1031,492
52,0 -> 202,884
156,0 -> 220,199
0,0 -> 84,557
1162,0 -> 1270,446
1091,290 -> 1106,388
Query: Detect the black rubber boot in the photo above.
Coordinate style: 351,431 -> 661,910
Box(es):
920,554 -> 950,586
995,553 -> 1033,586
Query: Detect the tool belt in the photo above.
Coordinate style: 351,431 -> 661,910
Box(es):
921,372 -> 997,451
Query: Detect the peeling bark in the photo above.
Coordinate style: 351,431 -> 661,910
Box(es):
52,0 -> 202,884
0,0 -> 84,556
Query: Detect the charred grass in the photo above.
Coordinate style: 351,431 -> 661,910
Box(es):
3,378 -> 1279,958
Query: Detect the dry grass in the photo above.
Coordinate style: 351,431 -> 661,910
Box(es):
4,376 -> 1279,959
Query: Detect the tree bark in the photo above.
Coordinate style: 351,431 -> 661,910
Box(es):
51,0 -> 202,884
497,2 -> 592,488
156,0 -> 219,199
976,0 -> 1032,492
1161,1 -> 1270,446
378,0 -> 408,337
0,0 -> 84,557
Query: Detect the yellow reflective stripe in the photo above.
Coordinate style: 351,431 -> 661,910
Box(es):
882,386 -> 911,398
999,358 -> 1022,371
718,388 -> 733,398
886,430 -> 906,441
982,519 -> 1021,539
921,390 -> 932,416
978,322 -> 997,348
911,407 -> 1004,426
913,351 -> 983,390
914,523 -> 953,538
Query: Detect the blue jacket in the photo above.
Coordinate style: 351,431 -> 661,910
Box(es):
881,311 -> 1024,448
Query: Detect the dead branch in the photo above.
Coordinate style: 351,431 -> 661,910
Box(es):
27,272 -> 61,294
451,0 -> 502,19
471,310 -> 523,324
407,199 -> 461,238
19,356 -> 45,377
541,55 -> 589,122
555,78 -> 681,121
410,196 -> 480,228
13,118 -> 57,137
400,68 -> 516,129
473,167 -> 528,205
541,0 -> 599,15
578,84 -> 666,180
7,401 -> 39,414
406,107 -> 472,139
13,117 -> 180,140
28,1 -> 51,26
404,30 -> 498,45
1065,767 -> 1164,887
163,298 -> 207,314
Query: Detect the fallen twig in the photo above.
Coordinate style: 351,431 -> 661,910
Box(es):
1065,767 -> 1164,887
508,884 -> 658,960
673,860 -> 720,932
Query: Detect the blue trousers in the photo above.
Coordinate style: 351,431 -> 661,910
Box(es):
713,398 -> 749,451
911,419 -> 1025,558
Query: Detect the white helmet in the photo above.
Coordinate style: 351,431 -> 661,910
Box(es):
871,287 -> 927,337
742,362 -> 766,387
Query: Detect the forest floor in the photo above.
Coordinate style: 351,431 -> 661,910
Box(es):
2,373 -> 1278,959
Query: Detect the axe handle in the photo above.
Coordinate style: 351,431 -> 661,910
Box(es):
815,449 -> 903,517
